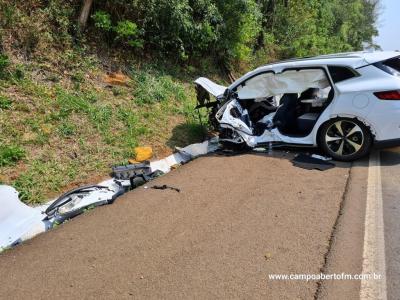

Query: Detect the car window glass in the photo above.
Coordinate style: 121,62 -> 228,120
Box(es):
382,57 -> 400,74
328,66 -> 358,83
373,56 -> 400,77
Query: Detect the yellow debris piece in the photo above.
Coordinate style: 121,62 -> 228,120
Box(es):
103,72 -> 129,86
133,146 -> 153,162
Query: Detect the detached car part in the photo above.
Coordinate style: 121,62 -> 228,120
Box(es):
44,183 -> 125,222
112,162 -> 151,180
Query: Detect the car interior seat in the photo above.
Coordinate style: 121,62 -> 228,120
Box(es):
298,88 -> 318,101
273,93 -> 299,134
295,88 -> 335,136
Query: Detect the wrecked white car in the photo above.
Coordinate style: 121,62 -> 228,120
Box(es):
195,51 -> 400,161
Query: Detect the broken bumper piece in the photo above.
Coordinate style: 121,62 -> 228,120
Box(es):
44,182 -> 126,223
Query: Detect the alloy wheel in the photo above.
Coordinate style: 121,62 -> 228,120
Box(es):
325,120 -> 364,156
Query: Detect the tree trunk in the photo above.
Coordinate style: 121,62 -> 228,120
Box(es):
78,0 -> 94,29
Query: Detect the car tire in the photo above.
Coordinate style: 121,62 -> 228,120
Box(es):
318,117 -> 372,161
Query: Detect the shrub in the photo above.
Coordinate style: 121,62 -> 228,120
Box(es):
214,0 -> 262,63
41,0 -> 74,46
92,10 -> 112,32
114,20 -> 143,48
92,11 -> 142,48
138,0 -> 222,60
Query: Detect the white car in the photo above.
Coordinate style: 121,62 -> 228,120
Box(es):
195,51 -> 400,161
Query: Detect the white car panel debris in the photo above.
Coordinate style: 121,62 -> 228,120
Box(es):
0,186 -> 47,250
150,138 -> 219,173
0,138 -> 219,251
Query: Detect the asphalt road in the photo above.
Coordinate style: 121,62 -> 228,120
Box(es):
0,149 -> 398,299
380,147 -> 400,300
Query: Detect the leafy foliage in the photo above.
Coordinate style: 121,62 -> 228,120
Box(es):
0,0 -> 380,67
89,0 -> 379,66
114,20 -> 142,48
258,0 -> 380,59
92,10 -> 142,48
92,10 -> 112,32
214,0 -> 262,63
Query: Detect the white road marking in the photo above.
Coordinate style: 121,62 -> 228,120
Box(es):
360,151 -> 387,300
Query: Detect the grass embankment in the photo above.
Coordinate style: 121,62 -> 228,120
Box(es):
0,53 -> 213,204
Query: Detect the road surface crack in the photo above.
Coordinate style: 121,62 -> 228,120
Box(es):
314,164 -> 353,300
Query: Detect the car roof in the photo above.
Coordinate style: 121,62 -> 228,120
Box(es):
228,51 -> 400,90
261,51 -> 400,70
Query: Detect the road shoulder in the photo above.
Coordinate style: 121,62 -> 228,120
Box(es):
319,158 -> 369,299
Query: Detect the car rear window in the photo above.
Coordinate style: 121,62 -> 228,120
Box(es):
374,56 -> 400,76
328,66 -> 359,83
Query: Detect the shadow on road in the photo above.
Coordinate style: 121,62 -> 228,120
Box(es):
205,145 -> 400,169
379,146 -> 400,166
206,145 -> 398,169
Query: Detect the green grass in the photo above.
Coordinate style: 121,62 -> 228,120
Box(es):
0,144 -> 25,167
57,121 -> 76,137
130,68 -> 187,105
14,158 -> 81,203
0,59 -> 208,203
0,54 -> 10,79
0,95 -> 12,109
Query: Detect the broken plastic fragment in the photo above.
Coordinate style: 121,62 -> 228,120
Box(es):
112,162 -> 151,180
44,183 -> 125,222
311,154 -> 332,161
151,184 -> 180,193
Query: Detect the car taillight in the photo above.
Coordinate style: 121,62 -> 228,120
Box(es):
374,90 -> 400,100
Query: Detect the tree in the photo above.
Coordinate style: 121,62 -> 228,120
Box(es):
78,0 -> 94,29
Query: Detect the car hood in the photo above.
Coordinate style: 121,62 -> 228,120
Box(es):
194,77 -> 227,97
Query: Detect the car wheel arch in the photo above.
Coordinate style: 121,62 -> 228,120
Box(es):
315,114 -> 376,147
